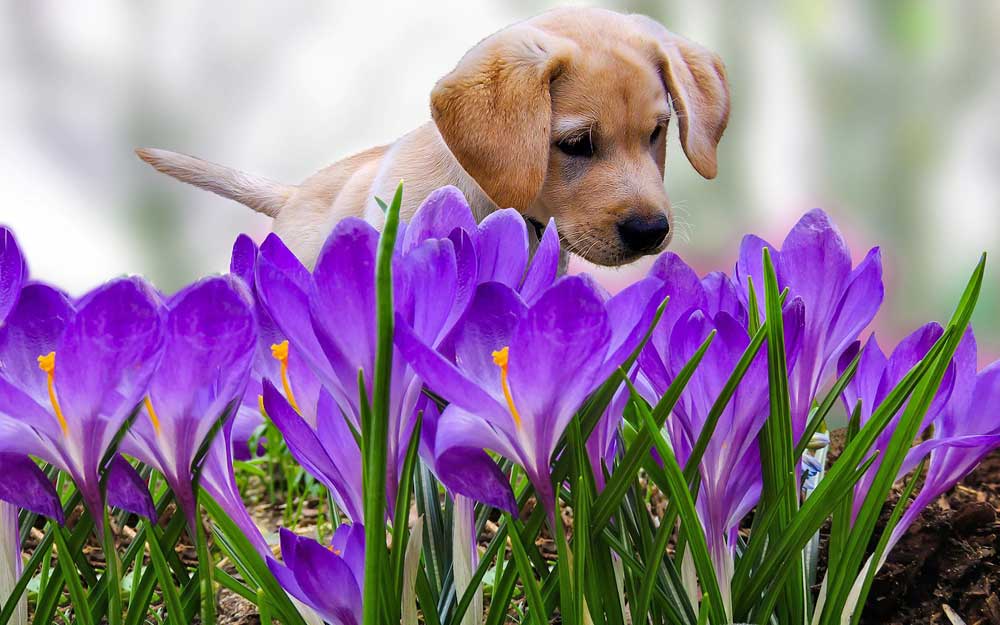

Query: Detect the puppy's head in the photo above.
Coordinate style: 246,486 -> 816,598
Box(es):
431,8 -> 730,265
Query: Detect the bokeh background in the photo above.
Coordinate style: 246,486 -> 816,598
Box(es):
2,1 -> 998,360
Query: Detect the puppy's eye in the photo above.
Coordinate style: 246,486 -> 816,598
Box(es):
649,125 -> 663,144
556,133 -> 594,158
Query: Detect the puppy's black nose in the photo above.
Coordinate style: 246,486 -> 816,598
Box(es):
617,214 -> 669,254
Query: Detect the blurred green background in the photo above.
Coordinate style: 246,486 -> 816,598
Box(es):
1,1 -> 997,360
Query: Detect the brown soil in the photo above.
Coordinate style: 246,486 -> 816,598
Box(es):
857,448 -> 1000,625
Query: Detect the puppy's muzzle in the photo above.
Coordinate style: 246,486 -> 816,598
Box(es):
617,214 -> 670,255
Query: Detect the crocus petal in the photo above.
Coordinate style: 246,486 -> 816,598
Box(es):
0,283 -> 73,406
507,276 -> 611,470
0,376 -> 65,444
104,455 -> 156,522
824,247 -> 883,375
702,271 -> 747,324
0,227 -> 26,324
267,556 -> 305,606
395,316 -> 511,428
734,234 -> 779,316
256,237 -> 342,400
519,218 -> 559,306
231,407 -> 264,461
199,419 -> 271,557
151,276 -> 256,459
263,380 -> 363,521
276,529 -> 363,625
435,445 -> 517,514
778,209 -> 853,327
0,452 -> 63,523
397,238 -> 459,347
55,278 -> 164,437
936,328 -> 978,431
435,406 -> 522,488
309,219 -> 379,409
476,209 -> 529,288
330,523 -> 366,587
598,277 -> 666,383
646,252 -> 709,361
403,186 -> 478,252
314,389 -> 364,519
840,334 -> 886,423
229,234 -> 258,286
451,282 -> 526,398
445,228 -> 480,338
260,233 -> 312,292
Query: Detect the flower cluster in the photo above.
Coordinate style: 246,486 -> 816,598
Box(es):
0,188 -> 996,625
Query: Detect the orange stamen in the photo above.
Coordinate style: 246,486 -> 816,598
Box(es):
491,347 -> 523,429
270,340 -> 300,413
144,397 -> 162,436
37,352 -> 69,436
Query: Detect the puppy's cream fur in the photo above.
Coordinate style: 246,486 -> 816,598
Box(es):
137,8 -> 729,267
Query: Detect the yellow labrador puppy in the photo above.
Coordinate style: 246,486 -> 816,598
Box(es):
137,7 -> 729,267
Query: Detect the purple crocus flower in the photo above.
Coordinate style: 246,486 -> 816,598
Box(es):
660,310 -> 770,610
836,323 -> 953,521
268,524 -> 365,625
229,235 -> 322,460
397,275 -> 662,516
736,209 -> 883,443
0,228 -> 59,625
0,229 -> 56,522
255,191 -> 487,516
0,278 -> 163,534
639,252 -> 804,609
402,186 -> 560,306
122,276 -> 256,531
885,330 -> 1000,549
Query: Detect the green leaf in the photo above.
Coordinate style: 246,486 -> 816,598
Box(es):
123,511 -> 188,625
363,180 -> 404,625
390,412 -> 423,621
101,507 -> 124,625
756,248 -> 806,623
144,519 -> 185,623
202,493 -> 307,625
53,524 -> 94,625
505,514 -> 549,625
196,493 -> 217,625
573,476 -> 591,625
553,503 -> 576,625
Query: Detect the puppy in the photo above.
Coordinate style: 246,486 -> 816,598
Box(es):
137,7 -> 729,268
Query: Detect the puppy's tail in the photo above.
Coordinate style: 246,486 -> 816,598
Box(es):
135,148 -> 293,218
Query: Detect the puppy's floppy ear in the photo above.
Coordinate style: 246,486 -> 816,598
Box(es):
633,16 -> 730,179
431,25 -> 576,211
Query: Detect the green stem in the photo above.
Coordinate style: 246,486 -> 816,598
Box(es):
102,507 -> 123,625
196,493 -> 217,625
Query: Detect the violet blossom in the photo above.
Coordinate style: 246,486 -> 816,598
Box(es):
0,278 -> 163,535
736,209 -> 883,443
